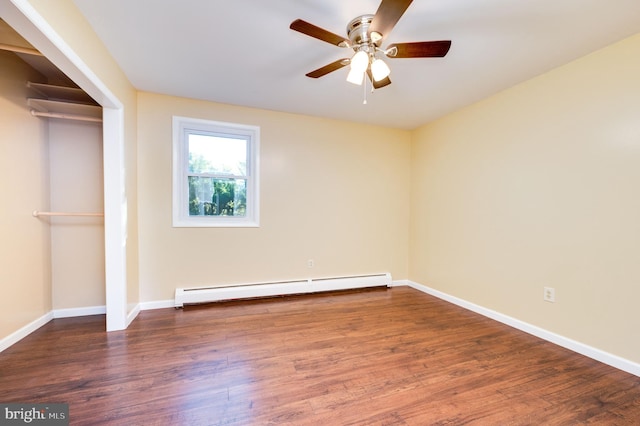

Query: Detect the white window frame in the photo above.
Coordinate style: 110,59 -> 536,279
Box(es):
172,116 -> 260,227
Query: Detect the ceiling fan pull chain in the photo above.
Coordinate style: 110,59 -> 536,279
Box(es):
363,75 -> 368,105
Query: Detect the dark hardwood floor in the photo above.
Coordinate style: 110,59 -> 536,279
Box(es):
1,287 -> 639,425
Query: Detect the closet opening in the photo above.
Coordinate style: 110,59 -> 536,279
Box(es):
0,9 -> 129,332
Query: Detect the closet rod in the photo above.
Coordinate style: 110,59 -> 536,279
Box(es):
33,210 -> 104,217
30,110 -> 102,123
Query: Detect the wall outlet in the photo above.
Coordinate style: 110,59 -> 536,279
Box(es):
543,287 -> 555,303
307,259 -> 314,268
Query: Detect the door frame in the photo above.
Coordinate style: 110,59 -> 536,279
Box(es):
1,0 -> 130,331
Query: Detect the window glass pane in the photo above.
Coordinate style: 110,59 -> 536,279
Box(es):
188,134 -> 247,176
188,177 -> 247,217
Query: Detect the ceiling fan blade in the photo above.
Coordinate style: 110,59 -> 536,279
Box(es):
366,69 -> 392,89
369,0 -> 414,45
306,59 -> 350,78
386,40 -> 451,58
290,19 -> 350,47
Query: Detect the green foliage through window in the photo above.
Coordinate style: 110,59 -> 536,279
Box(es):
188,177 -> 246,217
187,137 -> 247,217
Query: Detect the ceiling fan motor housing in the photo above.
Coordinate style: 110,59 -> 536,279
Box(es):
347,15 -> 378,48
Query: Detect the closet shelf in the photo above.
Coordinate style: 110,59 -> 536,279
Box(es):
27,81 -> 98,105
27,81 -> 101,123
28,98 -> 102,123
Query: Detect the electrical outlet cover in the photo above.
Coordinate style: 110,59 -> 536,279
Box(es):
543,287 -> 555,302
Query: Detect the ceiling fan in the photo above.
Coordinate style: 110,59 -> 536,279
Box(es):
290,0 -> 451,90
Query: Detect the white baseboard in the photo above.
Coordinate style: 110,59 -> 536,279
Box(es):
390,279 -> 411,287
52,305 -> 106,319
139,300 -> 176,311
1,306 -> 106,353
0,312 -> 53,353
403,280 -> 640,378
126,303 -> 141,327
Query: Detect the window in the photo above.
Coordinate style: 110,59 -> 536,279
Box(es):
173,116 -> 259,227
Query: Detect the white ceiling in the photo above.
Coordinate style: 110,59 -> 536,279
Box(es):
72,0 -> 640,130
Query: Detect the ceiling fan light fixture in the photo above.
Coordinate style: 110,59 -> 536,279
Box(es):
350,50 -> 369,73
371,58 -> 391,81
290,1 -> 452,94
346,68 -> 365,85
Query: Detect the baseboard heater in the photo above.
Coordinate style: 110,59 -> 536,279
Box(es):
174,273 -> 392,308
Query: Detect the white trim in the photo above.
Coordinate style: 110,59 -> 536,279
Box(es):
0,313 -> 53,353
126,304 -> 141,327
103,107 -> 129,331
139,300 -> 176,311
52,306 -> 106,319
403,281 -> 640,377
1,304 -> 111,352
390,279 -> 411,287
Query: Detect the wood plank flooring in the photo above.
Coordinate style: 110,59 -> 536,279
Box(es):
1,287 -> 639,425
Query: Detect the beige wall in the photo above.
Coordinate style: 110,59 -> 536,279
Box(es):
0,50 -> 51,339
49,119 -> 104,309
410,33 -> 640,363
137,92 -> 411,302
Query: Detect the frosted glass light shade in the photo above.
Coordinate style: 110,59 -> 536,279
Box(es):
346,68 -> 364,85
350,50 -> 369,73
371,58 -> 391,82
